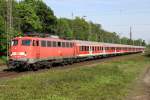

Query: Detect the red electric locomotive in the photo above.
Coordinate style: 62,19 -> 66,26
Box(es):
8,36 -> 145,70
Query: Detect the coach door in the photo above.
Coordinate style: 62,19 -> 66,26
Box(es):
33,40 -> 40,59
89,46 -> 92,55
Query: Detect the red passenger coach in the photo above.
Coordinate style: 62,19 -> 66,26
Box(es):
8,36 -> 145,70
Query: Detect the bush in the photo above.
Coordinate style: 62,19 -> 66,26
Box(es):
145,47 -> 150,57
0,56 -> 7,64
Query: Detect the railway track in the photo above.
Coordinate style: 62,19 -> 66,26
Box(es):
0,54 -> 141,79
0,71 -> 18,78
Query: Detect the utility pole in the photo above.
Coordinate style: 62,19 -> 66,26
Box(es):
88,21 -> 92,41
130,26 -> 132,40
71,12 -> 74,19
119,33 -> 122,44
129,26 -> 134,45
6,0 -> 13,61
71,12 -> 74,39
82,16 -> 91,41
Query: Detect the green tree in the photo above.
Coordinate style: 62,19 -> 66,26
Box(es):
121,37 -> 129,44
0,16 -> 6,55
55,18 -> 73,38
72,17 -> 89,40
15,1 -> 42,32
34,0 -> 57,33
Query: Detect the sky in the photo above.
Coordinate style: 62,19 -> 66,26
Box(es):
44,0 -> 150,43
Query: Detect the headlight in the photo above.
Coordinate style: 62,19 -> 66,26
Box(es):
10,52 -> 27,56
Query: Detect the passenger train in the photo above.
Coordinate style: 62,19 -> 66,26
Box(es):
8,36 -> 145,70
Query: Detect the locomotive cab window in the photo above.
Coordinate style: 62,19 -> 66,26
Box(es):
22,40 -> 31,46
11,39 -> 18,46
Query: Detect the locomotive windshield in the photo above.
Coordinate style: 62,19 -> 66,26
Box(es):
22,40 -> 31,46
11,39 -> 18,46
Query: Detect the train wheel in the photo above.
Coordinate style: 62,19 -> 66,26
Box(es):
46,63 -> 52,69
30,64 -> 38,71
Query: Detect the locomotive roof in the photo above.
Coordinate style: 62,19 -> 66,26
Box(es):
13,36 -> 73,42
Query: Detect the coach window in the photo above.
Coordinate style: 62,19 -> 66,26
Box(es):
70,43 -> 73,47
85,46 -> 87,51
85,46 -> 86,51
81,46 -> 83,51
41,40 -> 46,47
70,43 -> 73,48
97,47 -> 99,51
84,46 -> 86,51
83,46 -> 85,51
82,46 -> 84,51
53,41 -> 57,47
107,47 -> 109,50
47,41 -> 52,47
22,40 -> 31,46
36,41 -> 39,46
66,42 -> 70,48
95,47 -> 97,51
92,47 -> 94,51
87,46 -> 89,51
62,42 -> 65,47
58,42 -> 61,47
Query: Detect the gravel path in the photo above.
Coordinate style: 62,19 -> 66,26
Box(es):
126,66 -> 150,100
0,65 -> 7,71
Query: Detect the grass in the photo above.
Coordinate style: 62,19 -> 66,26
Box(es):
145,47 -> 150,57
0,54 -> 150,100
